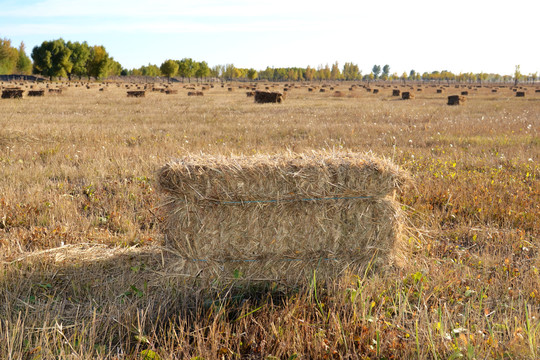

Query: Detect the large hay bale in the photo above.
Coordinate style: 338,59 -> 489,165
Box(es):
28,89 -> 45,97
392,89 -> 401,96
158,152 -> 410,282
516,91 -> 525,97
254,91 -> 284,103
401,91 -> 414,100
127,90 -> 145,97
447,95 -> 467,105
1,88 -> 24,99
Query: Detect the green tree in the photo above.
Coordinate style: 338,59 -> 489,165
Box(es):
177,58 -> 198,81
305,65 -> 315,81
31,39 -> 73,80
222,64 -> 236,80
66,41 -> 90,80
400,72 -> 407,84
86,45 -> 111,79
195,61 -> 210,80
210,64 -> 223,78
140,64 -> 160,77
108,58 -> 122,77
372,65 -> 381,79
247,68 -> 258,80
160,59 -> 179,80
382,64 -> 390,79
514,65 -> 521,86
330,61 -> 341,80
0,38 -> 19,74
16,42 -> 32,74
342,62 -> 360,80
530,72 -> 538,84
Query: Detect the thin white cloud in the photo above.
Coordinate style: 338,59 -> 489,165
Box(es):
0,17 -> 323,36
0,0 -> 336,18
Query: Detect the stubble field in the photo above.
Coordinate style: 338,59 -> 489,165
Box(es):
0,81 -> 539,359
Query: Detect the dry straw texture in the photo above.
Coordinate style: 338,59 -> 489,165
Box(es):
158,152 -> 410,282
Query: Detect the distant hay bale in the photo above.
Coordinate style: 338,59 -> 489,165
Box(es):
27,89 -> 45,97
254,90 -> 284,103
436,89 -> 444,94
492,89 -> 498,93
516,91 -> 525,97
319,88 -> 326,93
165,89 -> 178,94
333,91 -> 345,97
48,88 -> 63,94
158,152 -> 410,282
373,89 -> 379,94
461,91 -> 469,96
447,95 -> 467,105
1,88 -> 24,99
187,91 -> 204,96
308,88 -> 314,92
401,92 -> 414,100
228,88 -> 234,92
392,89 -> 401,96
127,90 -> 145,98
246,91 -> 254,97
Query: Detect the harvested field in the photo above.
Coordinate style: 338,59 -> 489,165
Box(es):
0,81 -> 538,359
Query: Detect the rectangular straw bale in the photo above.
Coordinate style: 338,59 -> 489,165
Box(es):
158,152 -> 410,281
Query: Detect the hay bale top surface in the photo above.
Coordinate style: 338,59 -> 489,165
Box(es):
158,152 -> 410,202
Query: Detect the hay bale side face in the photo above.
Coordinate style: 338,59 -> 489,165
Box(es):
2,88 -> 24,98
158,153 -> 410,281
516,91 -> 525,97
254,91 -> 283,103
392,89 -> 401,96
447,95 -> 467,105
401,91 -> 414,100
127,90 -> 145,97
27,90 -> 45,97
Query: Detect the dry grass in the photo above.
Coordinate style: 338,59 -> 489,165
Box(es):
0,82 -> 539,359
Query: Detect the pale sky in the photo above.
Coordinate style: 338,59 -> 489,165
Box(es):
1,0 -> 539,75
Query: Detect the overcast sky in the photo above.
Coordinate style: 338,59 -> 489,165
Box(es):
1,0 -> 539,75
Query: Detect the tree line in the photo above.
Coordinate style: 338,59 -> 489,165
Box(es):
0,37 -> 537,84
